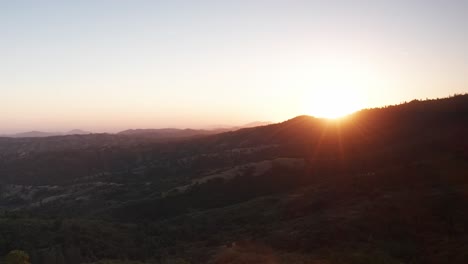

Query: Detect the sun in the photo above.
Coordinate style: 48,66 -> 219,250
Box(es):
299,59 -> 372,119
303,88 -> 363,119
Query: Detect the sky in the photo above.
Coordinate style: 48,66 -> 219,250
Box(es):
1,0 -> 467,133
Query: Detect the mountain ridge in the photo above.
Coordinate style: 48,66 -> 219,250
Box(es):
4,129 -> 93,138
2,121 -> 272,139
0,95 -> 467,263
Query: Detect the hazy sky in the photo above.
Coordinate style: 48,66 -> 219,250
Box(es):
1,0 -> 467,133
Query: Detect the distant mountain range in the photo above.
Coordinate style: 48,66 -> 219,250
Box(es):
117,128 -> 226,138
1,122 -> 272,138
3,129 -> 92,138
117,121 -> 272,137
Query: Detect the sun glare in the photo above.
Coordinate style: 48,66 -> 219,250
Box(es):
300,59 -> 372,119
304,89 -> 362,119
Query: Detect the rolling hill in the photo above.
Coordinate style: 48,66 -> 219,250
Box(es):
0,95 -> 467,263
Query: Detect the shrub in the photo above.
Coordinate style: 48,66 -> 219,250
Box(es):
5,250 -> 31,264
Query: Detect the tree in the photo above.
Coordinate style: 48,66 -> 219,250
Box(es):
5,250 -> 31,264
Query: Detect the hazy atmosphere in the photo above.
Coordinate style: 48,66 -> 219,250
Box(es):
2,1 -> 468,264
1,0 -> 467,133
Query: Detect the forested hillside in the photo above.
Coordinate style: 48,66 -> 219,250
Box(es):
0,95 -> 467,263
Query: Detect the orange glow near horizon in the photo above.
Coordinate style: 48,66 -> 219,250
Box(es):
1,1 -> 467,133
303,88 -> 363,119
300,58 -> 371,119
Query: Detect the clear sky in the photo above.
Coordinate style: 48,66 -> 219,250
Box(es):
1,0 -> 467,133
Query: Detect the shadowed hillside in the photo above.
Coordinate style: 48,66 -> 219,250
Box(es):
0,95 -> 467,263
